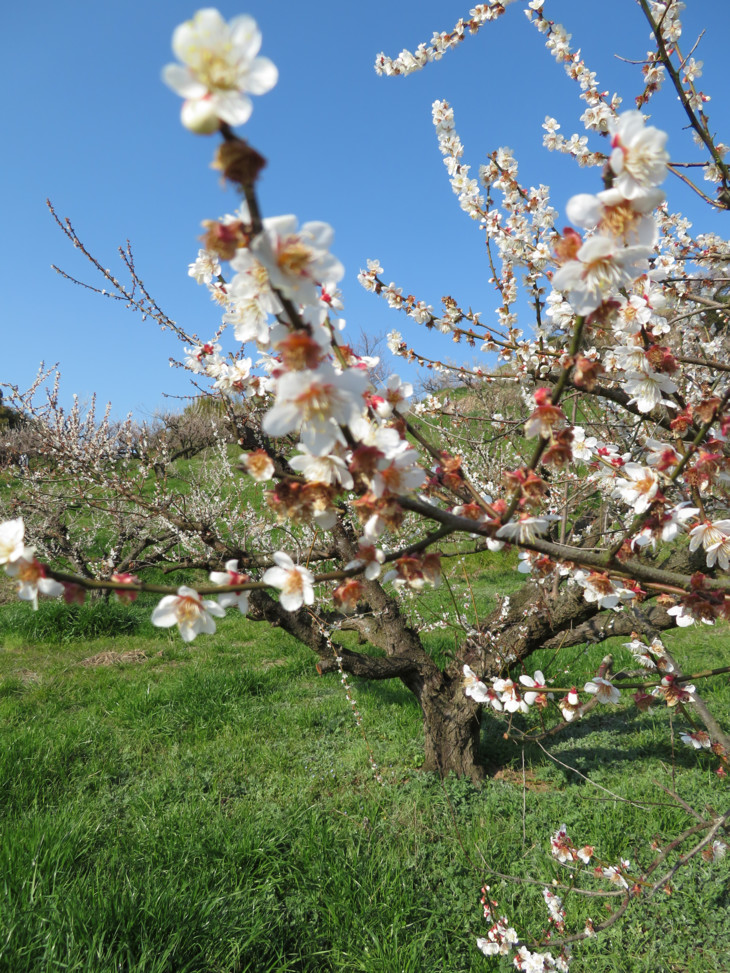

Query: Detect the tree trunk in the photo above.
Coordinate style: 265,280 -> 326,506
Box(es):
247,529 -> 713,780
418,671 -> 484,780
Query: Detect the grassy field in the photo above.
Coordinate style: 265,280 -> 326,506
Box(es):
0,590 -> 729,972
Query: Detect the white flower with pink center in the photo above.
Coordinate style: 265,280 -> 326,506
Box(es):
251,216 -> 344,306
163,9 -> 278,133
492,678 -> 529,714
584,677 -> 621,705
184,340 -> 222,374
560,688 -> 581,722
602,860 -> 631,889
550,824 -> 576,863
680,730 -> 712,750
345,543 -> 385,581
496,515 -> 557,544
688,519 -> 730,570
519,671 -> 552,706
289,444 -> 354,491
151,585 -> 225,642
667,604 -> 694,628
224,256 -> 282,346
213,357 -> 253,394
262,552 -> 315,612
463,664 -> 491,704
370,441 -> 426,498
263,363 -> 368,456
188,249 -> 221,284
566,187 -> 662,247
209,559 -> 250,614
386,330 -> 404,354
370,375 -> 414,418
612,463 -> 660,514
571,427 -> 597,461
239,449 -> 275,482
622,369 -> 677,413
5,548 -> 64,610
573,569 -> 635,610
552,234 -> 653,316
224,294 -> 274,347
463,666 -> 503,710
610,343 -> 643,375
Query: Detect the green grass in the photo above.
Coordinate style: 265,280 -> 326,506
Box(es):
0,601 -> 728,972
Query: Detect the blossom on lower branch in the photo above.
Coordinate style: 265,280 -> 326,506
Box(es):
251,215 -> 344,307
262,552 -> 315,611
263,363 -> 368,457
680,730 -> 712,750
608,110 -> 670,201
209,560 -> 251,614
5,548 -> 64,610
477,881 -> 572,971
583,676 -> 621,704
151,586 -> 226,642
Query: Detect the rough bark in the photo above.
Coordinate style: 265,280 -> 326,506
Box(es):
317,647 -> 485,779
466,577 -> 600,678
419,671 -> 484,780
469,540 -> 708,675
246,522 -> 490,779
542,604 -> 675,650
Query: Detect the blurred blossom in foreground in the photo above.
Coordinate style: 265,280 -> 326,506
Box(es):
162,9 -> 278,133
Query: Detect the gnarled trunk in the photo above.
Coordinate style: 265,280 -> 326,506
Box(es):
418,672 -> 484,780
249,528 -> 712,779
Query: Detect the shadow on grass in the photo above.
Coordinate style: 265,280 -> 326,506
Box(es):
478,703 -> 716,783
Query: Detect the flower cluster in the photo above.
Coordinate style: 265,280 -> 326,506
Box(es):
374,2 -> 517,78
477,880 -> 571,971
552,112 -> 668,316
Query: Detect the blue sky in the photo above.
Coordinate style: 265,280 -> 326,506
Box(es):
5,1 -> 730,419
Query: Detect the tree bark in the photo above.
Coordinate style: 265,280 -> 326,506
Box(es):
419,671 -> 485,780
541,604 -> 675,649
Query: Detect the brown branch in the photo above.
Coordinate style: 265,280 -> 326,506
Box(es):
399,496 -> 730,594
637,0 -> 730,204
315,649 -> 423,679
542,604 -> 675,650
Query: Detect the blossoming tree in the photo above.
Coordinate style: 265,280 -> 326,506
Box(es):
2,3 -> 730,964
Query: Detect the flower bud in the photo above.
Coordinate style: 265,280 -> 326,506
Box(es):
181,97 -> 221,135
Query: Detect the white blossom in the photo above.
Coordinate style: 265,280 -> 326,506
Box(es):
163,10 -> 278,132
608,111 -> 669,200
0,518 -> 25,565
209,560 -> 250,614
262,552 -> 315,612
151,586 -> 225,642
252,216 -> 344,306
5,548 -> 64,610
